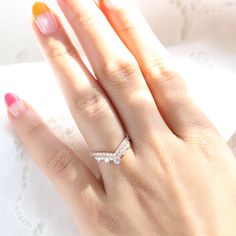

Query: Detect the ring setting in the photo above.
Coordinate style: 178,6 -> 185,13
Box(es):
90,136 -> 131,165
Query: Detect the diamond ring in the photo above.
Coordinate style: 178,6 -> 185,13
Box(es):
90,135 -> 131,165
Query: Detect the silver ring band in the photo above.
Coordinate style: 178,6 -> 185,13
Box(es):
90,135 -> 131,165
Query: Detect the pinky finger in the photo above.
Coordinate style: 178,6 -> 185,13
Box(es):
5,93 -> 105,214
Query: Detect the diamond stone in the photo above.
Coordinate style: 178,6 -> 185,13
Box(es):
114,157 -> 121,165
91,135 -> 131,165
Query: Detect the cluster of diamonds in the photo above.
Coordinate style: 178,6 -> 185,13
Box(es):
91,136 -> 131,165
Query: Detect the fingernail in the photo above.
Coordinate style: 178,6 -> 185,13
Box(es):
5,93 -> 27,118
101,0 -> 123,10
32,2 -> 59,36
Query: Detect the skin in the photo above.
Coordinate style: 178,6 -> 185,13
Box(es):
6,0 -> 236,235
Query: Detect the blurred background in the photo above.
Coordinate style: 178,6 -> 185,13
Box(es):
0,0 -> 42,64
0,0 -> 56,64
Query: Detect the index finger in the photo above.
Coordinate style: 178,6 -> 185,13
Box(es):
5,93 -> 105,210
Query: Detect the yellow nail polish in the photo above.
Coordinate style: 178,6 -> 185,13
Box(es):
32,2 -> 50,18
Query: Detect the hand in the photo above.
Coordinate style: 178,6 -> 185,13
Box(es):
5,0 -> 236,235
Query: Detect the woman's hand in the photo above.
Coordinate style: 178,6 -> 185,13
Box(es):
5,0 -> 236,235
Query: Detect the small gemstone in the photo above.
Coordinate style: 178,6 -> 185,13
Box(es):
105,158 -> 110,163
114,157 -> 121,165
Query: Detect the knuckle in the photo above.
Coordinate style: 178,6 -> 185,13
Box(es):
144,57 -> 185,91
67,1 -> 98,30
47,148 -> 76,181
46,43 -> 75,61
22,122 -> 45,142
101,59 -> 140,88
143,57 -> 164,78
75,87 -> 108,120
121,86 -> 157,118
75,12 -> 98,29
119,24 -> 135,35
158,68 -> 181,86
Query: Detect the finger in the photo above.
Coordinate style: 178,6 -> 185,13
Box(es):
99,0 -> 216,138
32,2 -> 101,178
5,93 -> 104,216
32,2 -> 132,187
56,0 -> 172,145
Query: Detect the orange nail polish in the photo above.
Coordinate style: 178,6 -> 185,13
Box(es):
32,2 -> 59,36
32,2 -> 50,18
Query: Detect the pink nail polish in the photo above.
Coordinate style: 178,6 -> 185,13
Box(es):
5,93 -> 27,118
33,2 -> 59,36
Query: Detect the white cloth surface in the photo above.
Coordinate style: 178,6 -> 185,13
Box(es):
0,0 -> 236,235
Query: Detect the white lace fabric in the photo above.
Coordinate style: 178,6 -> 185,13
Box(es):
0,0 -> 236,235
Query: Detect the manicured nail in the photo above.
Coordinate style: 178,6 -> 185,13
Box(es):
101,0 -> 123,10
32,2 -> 59,36
5,93 -> 27,118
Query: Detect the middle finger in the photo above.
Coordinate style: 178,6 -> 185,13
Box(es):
57,0 -> 172,146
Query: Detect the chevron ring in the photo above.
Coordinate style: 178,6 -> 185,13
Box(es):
90,136 -> 131,165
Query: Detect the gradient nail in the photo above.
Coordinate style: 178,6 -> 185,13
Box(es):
32,2 -> 59,36
5,93 -> 27,118
101,0 -> 123,10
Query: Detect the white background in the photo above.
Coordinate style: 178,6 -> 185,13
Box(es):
0,0 -> 42,64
